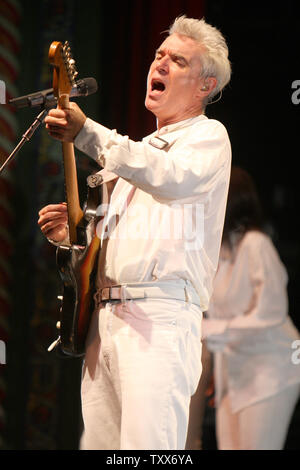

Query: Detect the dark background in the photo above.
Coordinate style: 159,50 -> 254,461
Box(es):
0,0 -> 299,450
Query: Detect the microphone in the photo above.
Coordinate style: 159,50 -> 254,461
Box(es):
9,77 -> 98,108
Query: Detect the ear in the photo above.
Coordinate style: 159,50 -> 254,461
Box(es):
196,77 -> 217,98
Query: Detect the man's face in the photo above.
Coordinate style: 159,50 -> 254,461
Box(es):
145,33 -> 205,129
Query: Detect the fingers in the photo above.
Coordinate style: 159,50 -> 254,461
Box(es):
38,203 -> 68,237
38,220 -> 67,238
45,126 -> 68,141
38,214 -> 67,232
47,108 -> 69,119
44,102 -> 86,142
38,203 -> 67,217
45,115 -> 68,127
45,110 -> 73,142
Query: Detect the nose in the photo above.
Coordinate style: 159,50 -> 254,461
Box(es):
155,55 -> 169,75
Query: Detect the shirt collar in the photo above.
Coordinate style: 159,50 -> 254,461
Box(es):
157,114 -> 207,136
144,114 -> 207,149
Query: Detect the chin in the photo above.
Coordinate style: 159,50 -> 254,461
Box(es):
145,98 -> 157,114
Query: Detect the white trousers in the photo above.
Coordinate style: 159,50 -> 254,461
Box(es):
217,383 -> 300,450
80,297 -> 203,450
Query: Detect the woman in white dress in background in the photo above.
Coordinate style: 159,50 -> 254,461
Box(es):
202,166 -> 300,450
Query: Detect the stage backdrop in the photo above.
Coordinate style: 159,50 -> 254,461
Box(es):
0,0 -> 299,450
0,0 -> 206,450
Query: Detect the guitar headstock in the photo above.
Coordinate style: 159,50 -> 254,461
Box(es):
48,41 -> 78,98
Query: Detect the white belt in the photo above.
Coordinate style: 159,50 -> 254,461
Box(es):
96,279 -> 201,307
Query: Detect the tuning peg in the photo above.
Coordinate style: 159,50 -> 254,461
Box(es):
71,71 -> 78,81
62,42 -> 71,56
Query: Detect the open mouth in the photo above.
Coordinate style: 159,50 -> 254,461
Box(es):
151,79 -> 166,93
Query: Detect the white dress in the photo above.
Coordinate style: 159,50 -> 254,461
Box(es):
202,230 -> 300,413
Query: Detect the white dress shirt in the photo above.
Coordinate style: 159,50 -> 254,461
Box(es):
202,230 -> 300,413
75,114 -> 231,311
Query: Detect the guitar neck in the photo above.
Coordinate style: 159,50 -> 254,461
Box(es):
59,94 -> 83,244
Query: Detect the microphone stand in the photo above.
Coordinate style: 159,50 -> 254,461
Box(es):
0,107 -> 50,175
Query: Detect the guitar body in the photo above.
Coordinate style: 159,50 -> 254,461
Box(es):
56,184 -> 102,357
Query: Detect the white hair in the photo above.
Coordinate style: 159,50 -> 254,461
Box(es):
169,16 -> 231,99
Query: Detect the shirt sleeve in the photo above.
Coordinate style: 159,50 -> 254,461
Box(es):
203,233 -> 289,342
74,118 -> 111,163
75,117 -> 231,203
228,234 -> 288,330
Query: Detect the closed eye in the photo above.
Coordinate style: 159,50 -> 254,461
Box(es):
172,54 -> 187,67
154,49 -> 188,67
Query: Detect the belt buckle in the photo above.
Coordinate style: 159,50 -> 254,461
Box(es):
101,287 -> 111,301
101,285 -> 123,302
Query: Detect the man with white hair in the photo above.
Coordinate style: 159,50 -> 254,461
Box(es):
38,16 -> 232,450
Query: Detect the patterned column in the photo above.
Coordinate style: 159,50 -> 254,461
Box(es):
0,0 -> 22,449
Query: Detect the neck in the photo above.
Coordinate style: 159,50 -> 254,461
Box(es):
157,111 -> 204,130
156,111 -> 204,130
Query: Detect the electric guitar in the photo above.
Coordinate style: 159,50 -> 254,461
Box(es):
48,41 -> 102,357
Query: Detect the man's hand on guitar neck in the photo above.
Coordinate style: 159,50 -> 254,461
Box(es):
38,203 -> 69,242
45,102 -> 86,142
